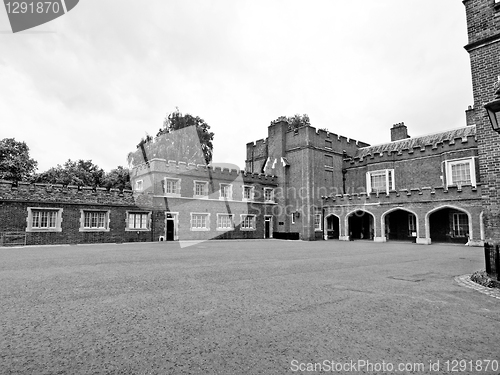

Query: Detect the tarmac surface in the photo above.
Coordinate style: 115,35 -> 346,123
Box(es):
1,240 -> 499,374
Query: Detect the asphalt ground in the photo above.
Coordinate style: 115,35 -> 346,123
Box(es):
1,240 -> 499,375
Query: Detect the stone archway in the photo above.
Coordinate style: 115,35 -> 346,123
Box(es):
426,206 -> 471,244
346,210 -> 375,240
325,214 -> 340,239
382,208 -> 418,242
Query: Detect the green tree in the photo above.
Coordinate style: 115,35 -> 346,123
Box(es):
102,166 -> 132,190
128,109 -> 215,167
34,159 -> 104,187
0,138 -> 38,182
288,114 -> 311,129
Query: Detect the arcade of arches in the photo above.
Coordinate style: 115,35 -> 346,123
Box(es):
323,205 -> 483,246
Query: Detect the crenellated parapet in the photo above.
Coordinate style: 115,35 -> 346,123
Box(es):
284,124 -> 369,154
322,184 -> 482,205
131,159 -> 278,185
246,138 -> 268,161
0,180 -> 136,205
347,126 -> 477,165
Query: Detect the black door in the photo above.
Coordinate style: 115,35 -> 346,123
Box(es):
264,220 -> 270,238
166,220 -> 174,241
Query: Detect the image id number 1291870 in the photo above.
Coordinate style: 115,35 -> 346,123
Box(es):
5,2 -> 60,14
444,359 -> 498,372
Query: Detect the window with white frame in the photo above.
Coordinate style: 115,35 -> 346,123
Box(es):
452,212 -> 469,237
291,212 -> 296,224
127,211 -> 150,230
80,210 -> 110,231
191,213 -> 210,230
408,214 -> 416,236
445,158 -> 476,187
27,208 -> 63,232
217,214 -> 234,230
242,185 -> 254,201
194,181 -> 208,197
264,188 -> 274,202
135,180 -> 143,191
366,169 -> 395,194
314,213 -> 322,231
164,178 -> 181,195
240,215 -> 256,230
219,183 -> 232,200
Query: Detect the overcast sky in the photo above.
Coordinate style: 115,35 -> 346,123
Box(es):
0,0 -> 473,173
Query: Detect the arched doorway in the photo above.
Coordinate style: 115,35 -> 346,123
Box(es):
347,210 -> 374,240
384,209 -> 417,241
428,207 -> 470,244
325,214 -> 340,239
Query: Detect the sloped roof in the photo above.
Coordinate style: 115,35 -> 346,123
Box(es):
354,126 -> 476,159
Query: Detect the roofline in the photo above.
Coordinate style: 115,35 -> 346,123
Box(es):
358,125 -> 476,150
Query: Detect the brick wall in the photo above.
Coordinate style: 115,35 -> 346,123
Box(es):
343,135 -> 479,192
464,0 -> 500,244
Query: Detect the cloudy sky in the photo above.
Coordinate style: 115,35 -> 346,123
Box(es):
0,0 -> 473,173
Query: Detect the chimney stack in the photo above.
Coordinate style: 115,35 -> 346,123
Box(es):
391,122 -> 410,142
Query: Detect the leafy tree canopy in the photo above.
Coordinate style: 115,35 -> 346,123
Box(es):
102,166 -> 132,190
0,138 -> 38,182
33,160 -> 131,189
271,114 -> 311,130
34,159 -> 105,187
128,109 -> 215,167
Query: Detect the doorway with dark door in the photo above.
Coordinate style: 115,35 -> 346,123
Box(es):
165,212 -> 177,241
264,216 -> 272,239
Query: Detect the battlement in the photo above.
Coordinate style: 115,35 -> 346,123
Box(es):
314,127 -> 370,148
246,138 -> 268,160
322,184 -> 481,205
131,159 -> 278,184
0,180 -> 136,205
347,127 -> 477,165
284,124 -> 369,154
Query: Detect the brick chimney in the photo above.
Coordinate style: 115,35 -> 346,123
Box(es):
465,105 -> 475,126
391,122 -> 410,142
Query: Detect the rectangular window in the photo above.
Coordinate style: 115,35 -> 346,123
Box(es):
325,170 -> 334,187
243,185 -> 254,201
446,158 -> 475,187
452,213 -> 468,237
84,211 -> 106,228
314,213 -> 322,231
324,155 -> 334,167
164,178 -> 180,195
264,188 -> 274,202
194,181 -> 208,197
241,215 -> 256,230
408,214 -> 416,236
191,213 -> 210,230
80,210 -> 110,231
127,212 -> 149,230
217,214 -> 234,230
366,169 -> 395,194
135,180 -> 143,191
219,184 -> 232,200
28,208 -> 63,232
325,139 -> 332,149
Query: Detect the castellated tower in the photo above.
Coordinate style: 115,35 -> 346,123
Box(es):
463,0 -> 500,244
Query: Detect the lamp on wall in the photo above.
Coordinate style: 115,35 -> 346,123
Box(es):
484,77 -> 500,133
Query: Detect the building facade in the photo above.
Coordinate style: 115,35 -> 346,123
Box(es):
0,161 -> 278,246
463,0 -> 500,245
246,120 -> 483,245
1,0 -> 497,247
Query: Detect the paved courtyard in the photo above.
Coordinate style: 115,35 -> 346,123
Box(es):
1,240 -> 499,374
